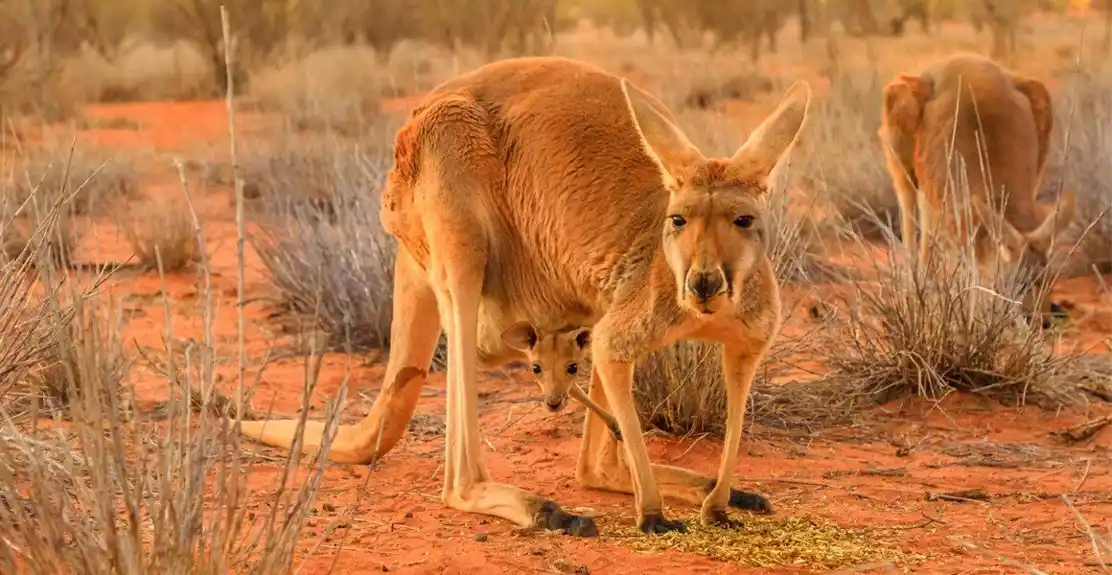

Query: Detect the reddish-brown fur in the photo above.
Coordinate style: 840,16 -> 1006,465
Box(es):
878,53 -> 1075,319
239,56 -> 809,535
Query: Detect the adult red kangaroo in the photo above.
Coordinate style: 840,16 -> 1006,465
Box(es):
879,53 -> 1075,322
239,56 -> 811,535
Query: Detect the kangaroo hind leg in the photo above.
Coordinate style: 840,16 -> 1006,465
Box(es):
238,247 -> 440,464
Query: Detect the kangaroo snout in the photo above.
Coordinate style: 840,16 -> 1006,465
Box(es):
543,394 -> 568,412
686,269 -> 725,301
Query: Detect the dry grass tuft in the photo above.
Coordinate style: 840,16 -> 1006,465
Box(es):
250,140 -> 396,351
634,341 -> 726,435
605,512 -> 925,569
11,287 -> 129,422
3,145 -> 139,216
248,46 -> 390,136
0,291 -> 340,573
0,162 -> 126,423
0,201 -> 71,413
633,328 -> 826,436
121,199 -> 200,272
0,141 -> 341,574
248,133 -> 446,365
0,207 -> 78,269
820,219 -> 1086,408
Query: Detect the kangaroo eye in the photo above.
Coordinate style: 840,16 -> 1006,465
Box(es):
532,364 -> 542,374
670,215 -> 687,228
734,215 -> 754,229
566,363 -> 578,375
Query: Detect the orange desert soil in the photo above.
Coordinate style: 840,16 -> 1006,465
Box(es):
25,92 -> 1112,574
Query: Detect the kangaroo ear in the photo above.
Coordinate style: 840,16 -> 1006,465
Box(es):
1026,189 -> 1076,253
573,328 -> 591,350
1010,73 -> 1052,177
971,196 -> 1027,263
728,80 -> 812,183
501,321 -> 538,351
882,74 -> 932,137
621,77 -> 705,188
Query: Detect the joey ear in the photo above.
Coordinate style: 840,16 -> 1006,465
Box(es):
573,328 -> 591,350
501,321 -> 538,352
1026,189 -> 1076,252
728,80 -> 812,182
620,77 -> 705,187
971,196 -> 1026,262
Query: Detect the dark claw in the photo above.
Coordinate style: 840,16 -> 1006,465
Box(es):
638,513 -> 687,534
704,508 -> 745,529
729,488 -> 773,514
608,424 -> 623,442
536,501 -> 598,537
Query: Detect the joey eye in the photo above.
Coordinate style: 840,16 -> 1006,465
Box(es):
670,215 -> 687,228
734,215 -> 754,229
532,364 -> 542,374
566,363 -> 578,375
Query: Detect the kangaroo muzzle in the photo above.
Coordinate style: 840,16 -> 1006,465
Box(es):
543,393 -> 568,412
686,269 -> 726,301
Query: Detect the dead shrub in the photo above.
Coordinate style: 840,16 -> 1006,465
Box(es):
0,177 -> 125,421
0,205 -> 69,414
0,329 -> 338,573
249,134 -> 446,364
248,46 -> 389,136
3,145 -> 139,216
120,199 -> 200,272
634,341 -> 726,435
0,144 -> 341,571
14,285 -> 128,422
93,39 -> 215,102
0,206 -> 78,269
236,128 -> 398,207
633,329 -> 818,436
0,244 -> 339,575
819,197 -> 1092,408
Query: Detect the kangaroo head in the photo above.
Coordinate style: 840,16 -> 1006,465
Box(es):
620,78 -> 812,315
501,322 -> 591,412
971,190 -> 1076,325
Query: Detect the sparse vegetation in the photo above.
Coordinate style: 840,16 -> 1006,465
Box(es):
121,198 -> 200,272
803,62 -> 896,238
247,134 -> 445,361
821,228 -> 1077,406
1044,61 -> 1112,274
0,3 -> 1110,572
0,149 -> 339,574
3,145 -> 138,216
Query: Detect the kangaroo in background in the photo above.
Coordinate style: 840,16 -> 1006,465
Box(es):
238,56 -> 805,535
878,53 -> 1075,325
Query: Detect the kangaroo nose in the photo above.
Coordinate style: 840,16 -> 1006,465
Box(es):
687,270 -> 725,300
544,396 -> 567,412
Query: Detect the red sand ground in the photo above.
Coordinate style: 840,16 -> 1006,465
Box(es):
36,87 -> 1112,574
